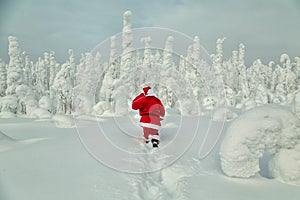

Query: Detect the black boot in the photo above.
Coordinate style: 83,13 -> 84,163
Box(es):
151,139 -> 159,148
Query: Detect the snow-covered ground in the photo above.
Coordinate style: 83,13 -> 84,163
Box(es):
1,106 -> 300,200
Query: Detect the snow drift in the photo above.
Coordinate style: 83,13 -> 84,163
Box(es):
0,130 -> 45,152
0,130 -> 16,152
220,105 -> 300,185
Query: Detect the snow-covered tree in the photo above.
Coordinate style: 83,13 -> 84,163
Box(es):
49,51 -> 57,88
98,64 -> 114,102
178,55 -> 186,75
35,56 -> 48,98
120,10 -> 133,76
73,53 -> 100,114
43,52 -> 50,90
224,50 -> 239,92
96,34 -> 124,112
15,84 -> 37,115
0,58 -> 7,97
141,36 -> 153,66
162,36 -> 174,69
213,38 -> 225,74
0,95 -> 18,114
158,36 -> 177,108
225,86 -> 236,107
22,52 -> 33,87
94,52 -> 104,103
52,63 -> 72,114
6,36 -> 24,95
154,50 -> 162,64
73,54 -> 86,113
190,36 -> 202,99
68,49 -> 77,88
293,90 -> 300,119
254,84 -> 269,104
110,36 -> 117,65
295,57 -> 300,81
238,43 -> 245,68
110,36 -> 120,79
238,44 -> 249,101
280,54 -> 297,94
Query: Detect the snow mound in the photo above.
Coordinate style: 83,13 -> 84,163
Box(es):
29,108 -> 52,119
52,115 -> 75,128
220,105 -> 300,180
74,115 -> 105,122
0,111 -> 16,118
269,144 -> 300,186
212,107 -> 238,122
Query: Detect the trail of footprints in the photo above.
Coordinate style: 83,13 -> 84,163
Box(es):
129,145 -> 193,200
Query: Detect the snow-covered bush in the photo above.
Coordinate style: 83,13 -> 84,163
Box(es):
93,101 -> 111,116
220,105 -> 300,181
29,108 -> 51,119
242,99 -> 257,111
180,98 -> 198,116
0,95 -> 18,114
39,96 -> 52,112
15,84 -> 38,114
112,85 -> 130,116
212,107 -> 237,122
202,96 -> 217,110
52,114 -> 74,128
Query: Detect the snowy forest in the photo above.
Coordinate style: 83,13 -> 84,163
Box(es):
0,10 -> 300,119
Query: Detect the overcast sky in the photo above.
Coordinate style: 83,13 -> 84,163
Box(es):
0,0 -> 299,65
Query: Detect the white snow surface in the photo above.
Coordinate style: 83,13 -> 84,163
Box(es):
0,107 -> 300,200
220,105 -> 300,185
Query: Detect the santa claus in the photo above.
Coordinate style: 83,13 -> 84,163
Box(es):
132,86 -> 165,147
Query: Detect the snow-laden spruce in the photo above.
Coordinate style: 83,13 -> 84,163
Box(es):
220,105 -> 300,186
6,36 -> 24,95
0,58 -> 7,97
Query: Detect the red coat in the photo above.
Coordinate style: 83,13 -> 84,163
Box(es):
132,93 -> 165,130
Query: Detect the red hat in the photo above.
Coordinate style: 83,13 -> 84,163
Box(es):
143,86 -> 151,95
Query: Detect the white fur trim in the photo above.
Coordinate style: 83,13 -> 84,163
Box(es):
146,89 -> 157,97
149,134 -> 160,141
140,122 -> 161,130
